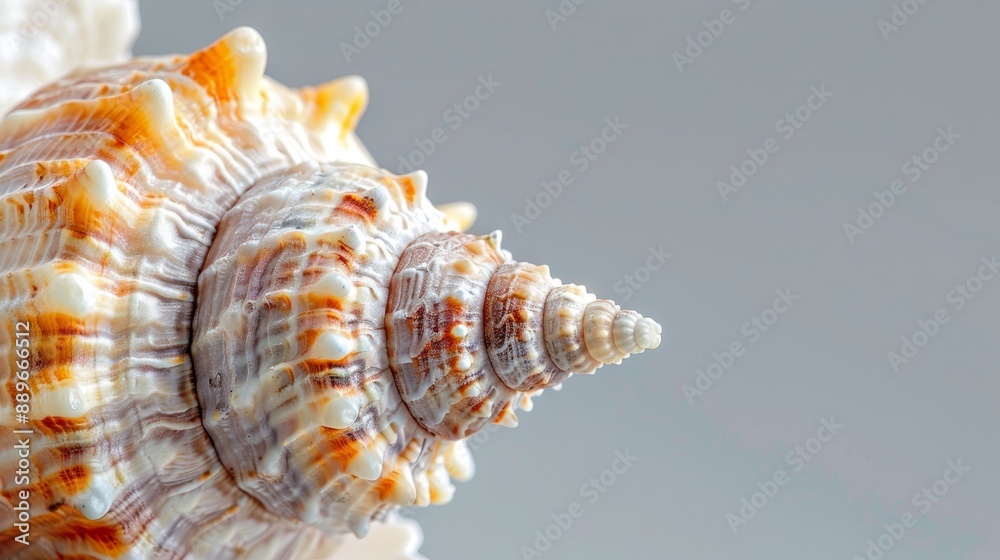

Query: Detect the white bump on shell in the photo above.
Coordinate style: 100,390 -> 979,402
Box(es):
312,271 -> 356,301
313,331 -> 354,361
42,272 -> 97,316
321,395 -> 361,430
35,385 -> 89,418
454,354 -> 472,372
80,160 -> 117,205
132,79 -> 176,126
443,440 -> 476,482
74,474 -> 116,520
634,317 -> 662,350
346,448 -> 384,481
222,27 -> 267,110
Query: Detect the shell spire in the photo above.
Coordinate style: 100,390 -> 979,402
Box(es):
385,230 -> 663,440
485,264 -> 662,384
546,286 -> 662,371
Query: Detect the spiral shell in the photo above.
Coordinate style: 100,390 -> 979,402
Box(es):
0,27 -> 661,559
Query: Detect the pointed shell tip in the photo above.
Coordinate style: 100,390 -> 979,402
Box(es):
634,316 -> 662,350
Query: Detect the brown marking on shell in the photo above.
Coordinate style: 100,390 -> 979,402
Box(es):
26,357 -> 71,387
304,290 -> 348,312
96,143 -> 143,183
7,88 -> 175,172
316,425 -> 372,475
301,358 -> 348,377
428,482 -> 450,505
493,401 -> 519,428
180,34 -> 244,106
106,99 -> 175,158
263,291 -> 293,311
299,76 -> 369,139
386,231 -> 517,439
31,314 -> 92,359
339,95 -> 366,138
336,193 -> 379,224
484,261 -> 567,392
22,506 -> 130,557
2,477 -> 54,505
297,308 -> 348,335
396,175 -> 418,206
60,182 -> 123,246
36,159 -> 88,181
55,465 -> 93,495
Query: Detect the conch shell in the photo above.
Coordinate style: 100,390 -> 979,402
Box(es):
0,27 -> 661,558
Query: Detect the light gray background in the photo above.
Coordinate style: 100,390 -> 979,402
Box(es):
134,1 -> 998,559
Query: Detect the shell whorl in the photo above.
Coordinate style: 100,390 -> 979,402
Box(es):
191,162 -> 450,534
0,25 -> 662,559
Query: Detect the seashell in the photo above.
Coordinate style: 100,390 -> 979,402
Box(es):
0,0 -> 139,117
0,27 -> 662,558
